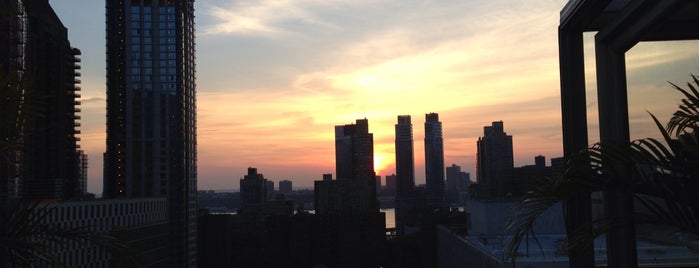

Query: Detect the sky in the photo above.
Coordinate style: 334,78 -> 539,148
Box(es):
50,0 -> 699,193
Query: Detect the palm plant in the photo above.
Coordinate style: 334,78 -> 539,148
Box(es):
506,75 -> 699,263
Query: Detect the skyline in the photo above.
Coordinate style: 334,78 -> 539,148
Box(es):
50,0 -> 699,193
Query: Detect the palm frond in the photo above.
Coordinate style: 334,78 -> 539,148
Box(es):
667,75 -> 699,136
506,74 -> 699,263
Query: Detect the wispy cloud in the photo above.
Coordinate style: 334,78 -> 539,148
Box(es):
201,0 -> 351,36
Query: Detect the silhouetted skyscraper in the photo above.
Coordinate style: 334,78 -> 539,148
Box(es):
394,115 -> 417,235
424,113 -> 445,208
266,179 -> 275,200
445,164 -> 470,203
241,167 -> 267,209
0,0 -> 83,201
279,180 -> 292,194
395,115 -> 415,197
328,119 -> 378,213
104,0 -> 197,266
476,121 -> 513,199
335,119 -> 374,182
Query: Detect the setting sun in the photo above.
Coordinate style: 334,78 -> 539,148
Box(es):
374,153 -> 394,176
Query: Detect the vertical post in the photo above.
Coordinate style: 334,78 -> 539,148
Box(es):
559,28 -> 595,268
595,37 -> 638,268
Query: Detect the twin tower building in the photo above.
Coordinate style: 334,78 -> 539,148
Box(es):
323,114 -> 446,236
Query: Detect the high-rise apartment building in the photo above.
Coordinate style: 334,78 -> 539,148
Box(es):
318,119 -> 378,214
445,164 -> 470,203
0,0 -> 83,201
424,113 -> 445,208
394,115 -> 417,235
265,179 -> 275,200
476,121 -> 513,199
395,115 -> 415,197
335,119 -> 375,182
240,167 -> 267,209
279,180 -> 292,194
104,0 -> 197,266
385,174 -> 396,194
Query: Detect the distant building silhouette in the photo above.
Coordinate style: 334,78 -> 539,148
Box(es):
331,118 -> 378,212
312,119 -> 385,267
266,179 -> 275,200
395,115 -> 418,235
550,156 -> 565,178
385,174 -> 396,194
395,115 -> 416,197
476,121 -> 514,199
424,113 -> 446,207
445,164 -> 470,203
240,167 -> 267,210
279,180 -> 292,194
104,0 -> 197,265
508,156 -> 553,197
314,177 -> 347,215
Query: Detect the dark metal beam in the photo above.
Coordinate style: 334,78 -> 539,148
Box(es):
595,35 -> 637,268
642,20 -> 699,41
558,28 -> 595,268
596,0 -> 686,52
560,0 -> 613,31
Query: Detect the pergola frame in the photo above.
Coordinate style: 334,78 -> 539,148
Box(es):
558,0 -> 699,267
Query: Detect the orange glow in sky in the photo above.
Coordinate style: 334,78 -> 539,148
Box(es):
50,0 -> 699,193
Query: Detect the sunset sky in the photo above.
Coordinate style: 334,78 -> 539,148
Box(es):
50,0 -> 699,194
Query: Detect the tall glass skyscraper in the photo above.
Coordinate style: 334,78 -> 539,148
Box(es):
104,0 -> 197,266
424,113 -> 445,208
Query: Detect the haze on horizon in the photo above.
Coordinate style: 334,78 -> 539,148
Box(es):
50,0 -> 699,193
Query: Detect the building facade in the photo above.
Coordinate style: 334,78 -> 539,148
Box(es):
104,0 -> 197,266
476,121 -> 513,199
42,198 -> 169,268
0,0 -> 84,202
424,113 -> 445,208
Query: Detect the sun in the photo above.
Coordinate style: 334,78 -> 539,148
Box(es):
373,153 -> 393,176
